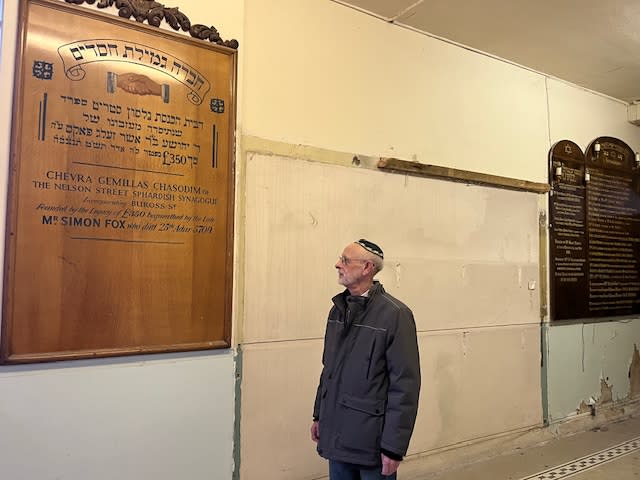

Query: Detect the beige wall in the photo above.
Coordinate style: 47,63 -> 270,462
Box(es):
240,153 -> 542,479
241,0 -> 549,183
236,1 -> 640,479
547,78 -> 640,148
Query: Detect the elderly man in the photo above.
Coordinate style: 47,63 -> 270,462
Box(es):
311,239 -> 421,480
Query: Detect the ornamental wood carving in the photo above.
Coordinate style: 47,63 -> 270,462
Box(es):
63,0 -> 239,48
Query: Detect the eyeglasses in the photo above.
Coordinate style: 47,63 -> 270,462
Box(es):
338,256 -> 369,266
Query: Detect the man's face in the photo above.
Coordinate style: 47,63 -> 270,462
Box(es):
335,243 -> 368,289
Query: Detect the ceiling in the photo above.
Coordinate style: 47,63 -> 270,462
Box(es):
334,0 -> 640,104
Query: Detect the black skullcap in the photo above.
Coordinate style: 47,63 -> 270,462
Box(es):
355,239 -> 384,259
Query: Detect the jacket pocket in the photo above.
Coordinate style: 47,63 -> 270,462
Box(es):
337,394 -> 385,452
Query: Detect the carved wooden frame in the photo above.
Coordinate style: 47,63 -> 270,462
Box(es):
64,0 -> 239,48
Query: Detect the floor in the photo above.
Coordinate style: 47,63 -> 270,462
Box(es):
412,416 -> 640,480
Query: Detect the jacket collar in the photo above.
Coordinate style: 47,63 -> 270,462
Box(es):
332,281 -> 384,313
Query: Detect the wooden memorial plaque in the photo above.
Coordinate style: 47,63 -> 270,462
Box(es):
584,137 -> 640,318
1,0 -> 237,363
549,137 -> 640,320
549,140 -> 588,320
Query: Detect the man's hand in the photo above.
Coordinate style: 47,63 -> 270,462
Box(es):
310,420 -> 320,443
381,453 -> 401,476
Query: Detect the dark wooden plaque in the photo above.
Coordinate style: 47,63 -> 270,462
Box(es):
1,0 -> 236,362
549,140 -> 588,320
549,137 -> 640,320
584,137 -> 640,317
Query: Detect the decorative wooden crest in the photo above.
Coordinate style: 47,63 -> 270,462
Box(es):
64,0 -> 239,49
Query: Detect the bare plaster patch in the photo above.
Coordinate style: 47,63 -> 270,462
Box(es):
576,378 -> 613,415
599,378 -> 613,404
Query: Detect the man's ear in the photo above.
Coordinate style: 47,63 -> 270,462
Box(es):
364,261 -> 375,275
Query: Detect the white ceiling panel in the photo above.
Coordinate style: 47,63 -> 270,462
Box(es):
334,0 -> 640,102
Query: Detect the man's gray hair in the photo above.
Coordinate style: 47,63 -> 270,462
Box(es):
369,253 -> 384,274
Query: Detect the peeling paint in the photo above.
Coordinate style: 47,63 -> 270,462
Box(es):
548,322 -> 640,423
630,344 -> 640,398
599,378 -> 613,404
576,378 -> 613,415
576,400 -> 592,415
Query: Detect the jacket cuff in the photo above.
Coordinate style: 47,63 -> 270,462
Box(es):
381,448 -> 403,461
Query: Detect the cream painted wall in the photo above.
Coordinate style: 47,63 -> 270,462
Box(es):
240,154 -> 542,479
243,154 -> 540,343
237,1 -> 547,477
237,1 -> 640,479
240,328 -> 541,480
241,0 -> 549,183
547,78 -> 640,152
0,1 -> 242,479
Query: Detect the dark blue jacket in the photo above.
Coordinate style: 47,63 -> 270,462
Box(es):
313,281 -> 421,466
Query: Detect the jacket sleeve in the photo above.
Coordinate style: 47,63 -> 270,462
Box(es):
313,369 -> 324,420
381,306 -> 421,457
313,321 -> 329,420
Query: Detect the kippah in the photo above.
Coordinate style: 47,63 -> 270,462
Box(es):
355,239 -> 384,259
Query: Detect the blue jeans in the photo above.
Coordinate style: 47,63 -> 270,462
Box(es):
329,460 -> 397,480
